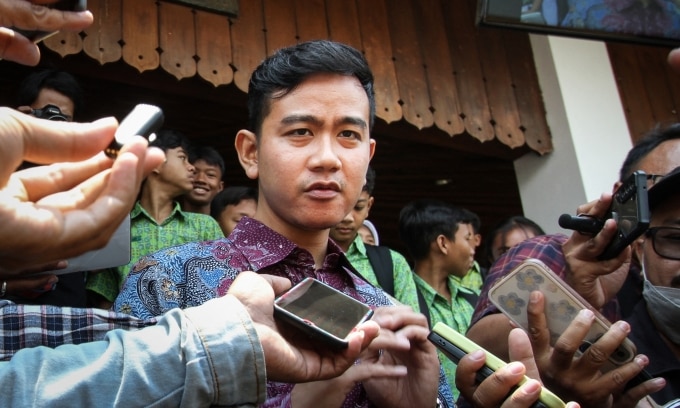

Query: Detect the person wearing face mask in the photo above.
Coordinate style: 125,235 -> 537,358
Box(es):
629,165 -> 680,404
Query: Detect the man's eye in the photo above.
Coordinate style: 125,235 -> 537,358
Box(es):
339,130 -> 360,139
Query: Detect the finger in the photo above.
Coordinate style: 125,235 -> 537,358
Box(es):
257,274 -> 292,296
551,309 -> 594,370
0,27 -> 40,65
669,48 -> 680,74
0,260 -> 67,277
5,274 -> 59,296
15,153 -> 112,203
343,320 -> 380,357
616,374 -> 666,408
345,361 -> 407,382
469,361 -> 530,408
35,168 -> 111,209
507,328 -> 540,381
575,320 -> 630,374
500,379 -> 543,408
0,111 -> 118,182
0,1 -> 93,33
370,305 -> 428,330
526,291 -> 551,360
576,193 -> 613,219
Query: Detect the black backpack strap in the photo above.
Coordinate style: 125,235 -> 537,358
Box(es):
365,244 -> 431,327
364,244 -> 394,296
458,287 -> 479,308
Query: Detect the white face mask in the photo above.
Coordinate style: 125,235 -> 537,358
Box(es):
641,254 -> 680,345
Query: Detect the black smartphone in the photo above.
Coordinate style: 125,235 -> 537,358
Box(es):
13,0 -> 88,43
274,278 -> 374,349
428,322 -> 566,408
104,104 -> 164,159
558,171 -> 650,260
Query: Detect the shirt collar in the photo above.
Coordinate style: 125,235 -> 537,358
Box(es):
131,201 -> 187,222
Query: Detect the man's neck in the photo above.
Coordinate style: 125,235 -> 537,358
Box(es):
182,199 -> 210,215
140,187 -> 180,224
337,234 -> 357,252
414,259 -> 451,301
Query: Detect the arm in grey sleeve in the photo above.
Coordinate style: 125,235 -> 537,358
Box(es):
0,295 -> 267,407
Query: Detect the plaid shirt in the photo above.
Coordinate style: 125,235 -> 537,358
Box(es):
470,234 -> 620,327
0,300 -> 156,361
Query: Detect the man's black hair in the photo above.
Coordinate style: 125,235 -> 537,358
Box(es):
398,199 -> 468,261
150,129 -> 191,153
462,208 -> 481,235
364,166 -> 376,195
210,186 -> 258,220
15,69 -> 84,118
189,145 -> 226,178
619,124 -> 680,182
247,40 -> 376,136
483,215 -> 545,265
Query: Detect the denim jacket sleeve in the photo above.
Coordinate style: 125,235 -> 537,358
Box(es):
0,295 -> 266,407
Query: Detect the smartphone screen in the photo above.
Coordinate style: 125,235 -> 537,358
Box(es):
274,278 -> 374,348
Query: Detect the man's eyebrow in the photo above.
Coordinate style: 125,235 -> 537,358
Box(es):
280,115 -> 367,130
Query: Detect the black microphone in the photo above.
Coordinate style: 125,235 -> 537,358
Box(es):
558,214 -> 604,234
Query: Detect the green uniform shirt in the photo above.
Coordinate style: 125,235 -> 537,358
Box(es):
413,273 -> 478,400
86,202 -> 224,302
344,235 -> 421,313
452,260 -> 484,292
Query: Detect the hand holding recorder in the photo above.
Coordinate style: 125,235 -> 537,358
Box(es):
0,107 -> 164,275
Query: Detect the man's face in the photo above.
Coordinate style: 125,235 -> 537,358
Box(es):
186,159 -> 224,206
158,147 -> 195,195
358,225 -> 376,245
330,191 -> 374,246
491,227 -> 536,263
445,223 -> 475,277
218,198 -> 257,236
30,88 -> 75,121
238,73 -> 375,236
640,194 -> 680,288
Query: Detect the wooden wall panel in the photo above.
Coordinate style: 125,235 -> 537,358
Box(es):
414,0 -> 464,136
442,0 -> 495,142
477,26 -> 524,149
386,0 -> 434,130
356,0 -> 403,125
122,0 -> 160,72
326,0 -> 362,49
608,43 -> 661,140
503,30 -> 552,154
263,0 -> 297,54
195,11 -> 233,86
83,0 -> 122,64
44,32 -> 83,57
231,0 -> 267,92
294,0 -> 329,42
159,2 -> 197,80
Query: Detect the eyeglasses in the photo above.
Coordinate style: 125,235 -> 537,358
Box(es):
646,227 -> 680,260
646,174 -> 665,187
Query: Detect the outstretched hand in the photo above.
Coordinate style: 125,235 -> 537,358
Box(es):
0,109 -> 165,275
226,272 -> 380,383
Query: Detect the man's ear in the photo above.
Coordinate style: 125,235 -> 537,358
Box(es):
366,196 -> 375,215
435,234 -> 448,255
235,130 -> 259,180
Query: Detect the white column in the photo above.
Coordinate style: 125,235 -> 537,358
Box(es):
514,35 -> 633,234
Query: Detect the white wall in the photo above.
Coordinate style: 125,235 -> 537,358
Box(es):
514,35 -> 633,233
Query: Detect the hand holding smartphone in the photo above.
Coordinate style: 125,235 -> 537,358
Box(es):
428,322 -> 566,408
488,259 -> 637,372
274,278 -> 374,349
